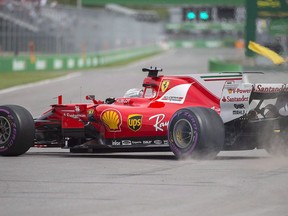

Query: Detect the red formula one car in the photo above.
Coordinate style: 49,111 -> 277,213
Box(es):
1,67 -> 288,158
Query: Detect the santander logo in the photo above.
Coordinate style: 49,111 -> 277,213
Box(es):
222,95 -> 249,102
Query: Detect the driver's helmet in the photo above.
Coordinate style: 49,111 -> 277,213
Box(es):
123,88 -> 143,98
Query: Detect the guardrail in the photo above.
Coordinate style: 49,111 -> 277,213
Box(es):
0,46 -> 163,73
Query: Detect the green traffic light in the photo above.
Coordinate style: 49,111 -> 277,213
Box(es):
187,11 -> 196,20
199,11 -> 209,20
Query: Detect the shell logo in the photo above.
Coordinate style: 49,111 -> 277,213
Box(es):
101,109 -> 122,132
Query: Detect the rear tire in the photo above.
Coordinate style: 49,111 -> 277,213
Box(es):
168,107 -> 224,160
0,105 -> 34,156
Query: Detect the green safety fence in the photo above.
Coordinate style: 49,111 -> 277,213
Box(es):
169,39 -> 237,49
82,0 -> 245,6
166,22 -> 244,32
0,46 -> 163,73
209,58 -> 242,72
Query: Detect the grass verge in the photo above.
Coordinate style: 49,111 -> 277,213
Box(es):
0,72 -> 68,90
0,51 -> 163,90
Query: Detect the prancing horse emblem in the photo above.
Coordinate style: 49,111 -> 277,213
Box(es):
161,80 -> 170,92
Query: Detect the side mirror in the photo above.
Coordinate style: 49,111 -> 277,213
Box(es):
86,95 -> 95,100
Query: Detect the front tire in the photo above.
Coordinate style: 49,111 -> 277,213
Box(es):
0,105 -> 35,156
168,107 -> 224,160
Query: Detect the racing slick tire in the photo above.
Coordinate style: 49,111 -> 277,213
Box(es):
168,107 -> 224,160
0,105 -> 35,156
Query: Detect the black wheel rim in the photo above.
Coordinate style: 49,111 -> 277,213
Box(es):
173,119 -> 193,149
0,116 -> 11,146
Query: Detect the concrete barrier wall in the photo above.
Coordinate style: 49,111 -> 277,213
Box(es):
0,46 -> 162,73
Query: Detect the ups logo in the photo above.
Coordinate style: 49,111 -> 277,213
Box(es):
128,114 -> 142,131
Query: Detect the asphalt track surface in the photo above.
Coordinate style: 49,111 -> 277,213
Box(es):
0,48 -> 288,216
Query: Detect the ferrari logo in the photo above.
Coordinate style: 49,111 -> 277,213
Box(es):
161,80 -> 170,92
87,109 -> 94,115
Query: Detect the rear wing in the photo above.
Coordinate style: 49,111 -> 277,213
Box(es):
251,83 -> 288,100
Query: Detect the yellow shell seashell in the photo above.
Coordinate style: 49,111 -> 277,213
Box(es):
101,110 -> 120,130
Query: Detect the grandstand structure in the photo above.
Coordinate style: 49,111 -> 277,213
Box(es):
0,0 -> 163,55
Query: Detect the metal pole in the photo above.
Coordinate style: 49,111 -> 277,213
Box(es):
245,0 -> 257,57
77,0 -> 82,9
